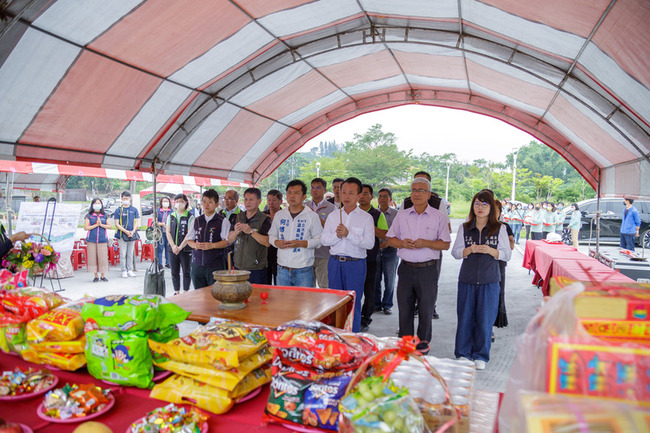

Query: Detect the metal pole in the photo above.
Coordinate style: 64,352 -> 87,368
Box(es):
595,170 -> 601,255
6,172 -> 14,236
511,150 -> 518,202
445,161 -> 451,201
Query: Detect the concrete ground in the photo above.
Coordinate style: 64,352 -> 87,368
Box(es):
42,220 -> 564,393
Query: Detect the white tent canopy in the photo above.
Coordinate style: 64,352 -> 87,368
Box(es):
0,1 -> 648,197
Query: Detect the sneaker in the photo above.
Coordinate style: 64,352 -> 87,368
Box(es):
100,277 -> 109,282
92,277 -> 99,283
474,360 -> 486,370
165,264 -> 171,268
173,291 -> 180,296
432,312 -> 440,320
383,308 -> 392,315
359,325 -> 370,332
122,271 -> 128,278
458,356 -> 471,363
127,271 -> 136,277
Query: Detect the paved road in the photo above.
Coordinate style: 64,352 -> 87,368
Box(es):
53,220 -> 546,392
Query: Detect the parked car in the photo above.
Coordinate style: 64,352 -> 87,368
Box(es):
562,197 -> 650,248
141,202 -> 154,216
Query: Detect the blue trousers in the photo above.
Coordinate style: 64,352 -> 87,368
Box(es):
328,257 -> 366,333
276,265 -> 313,287
374,247 -> 398,309
248,268 -> 269,285
455,281 -> 500,362
620,233 -> 635,251
156,235 -> 170,266
511,223 -> 522,243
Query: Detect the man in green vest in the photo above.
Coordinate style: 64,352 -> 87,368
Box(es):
227,187 -> 272,284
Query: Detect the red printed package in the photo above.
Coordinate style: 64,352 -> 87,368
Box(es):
264,321 -> 376,371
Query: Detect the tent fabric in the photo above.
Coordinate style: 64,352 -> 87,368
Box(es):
0,160 -> 249,192
0,0 -> 648,197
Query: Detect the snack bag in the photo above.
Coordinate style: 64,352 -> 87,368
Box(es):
264,363 -> 353,431
85,329 -> 153,388
152,344 -> 273,390
150,374 -> 234,414
265,321 -> 376,371
147,325 -> 179,343
82,295 -> 189,333
149,320 -> 267,369
27,297 -> 93,343
20,349 -> 86,370
1,287 -> 64,319
0,321 -> 28,353
29,334 -> 86,354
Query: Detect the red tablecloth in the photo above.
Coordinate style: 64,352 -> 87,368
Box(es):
0,353 -> 286,433
523,240 -> 634,295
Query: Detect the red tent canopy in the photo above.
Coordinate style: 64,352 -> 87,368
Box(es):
0,1 -> 648,197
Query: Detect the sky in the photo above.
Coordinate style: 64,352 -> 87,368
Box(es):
303,105 -> 536,163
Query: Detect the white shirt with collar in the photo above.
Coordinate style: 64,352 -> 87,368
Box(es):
268,206 -> 323,269
321,206 -> 375,259
306,198 -> 337,259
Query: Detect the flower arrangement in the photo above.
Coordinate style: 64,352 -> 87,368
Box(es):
2,241 -> 60,278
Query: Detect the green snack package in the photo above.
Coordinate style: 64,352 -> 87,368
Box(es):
147,325 -> 180,343
0,322 -> 27,353
82,295 -> 189,332
85,329 -> 153,389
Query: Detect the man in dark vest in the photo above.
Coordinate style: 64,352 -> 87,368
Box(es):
263,189 -> 283,284
166,193 -> 195,294
227,187 -> 272,284
186,189 -> 231,289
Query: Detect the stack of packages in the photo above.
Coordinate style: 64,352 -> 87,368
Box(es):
81,294 -> 189,389
499,283 -> 650,432
262,320 -> 376,431
0,286 -> 64,355
149,319 -> 273,414
21,297 -> 94,370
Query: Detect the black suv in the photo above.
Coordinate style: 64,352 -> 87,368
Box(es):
563,198 -> 650,248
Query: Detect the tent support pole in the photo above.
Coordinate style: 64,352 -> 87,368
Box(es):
595,170 -> 601,255
4,173 -> 12,236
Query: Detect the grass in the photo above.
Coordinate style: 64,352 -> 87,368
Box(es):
449,199 -> 471,219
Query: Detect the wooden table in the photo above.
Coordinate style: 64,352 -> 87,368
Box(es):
168,284 -> 354,329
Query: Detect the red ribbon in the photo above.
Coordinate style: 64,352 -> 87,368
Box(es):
377,335 -> 421,380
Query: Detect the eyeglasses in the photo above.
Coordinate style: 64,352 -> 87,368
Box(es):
473,201 -> 490,207
410,188 -> 428,194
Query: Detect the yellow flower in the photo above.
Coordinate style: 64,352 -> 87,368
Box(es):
43,245 -> 53,252
22,260 -> 34,269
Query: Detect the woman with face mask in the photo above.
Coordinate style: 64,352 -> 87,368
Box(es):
166,194 -> 195,294
530,203 -> 545,240
84,198 -> 111,282
542,203 -> 556,238
523,203 -> 534,241
568,203 -> 582,248
156,197 -> 173,270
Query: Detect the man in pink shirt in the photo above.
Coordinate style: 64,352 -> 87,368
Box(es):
387,178 -> 451,352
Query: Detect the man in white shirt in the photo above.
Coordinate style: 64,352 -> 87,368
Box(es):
321,177 -> 375,332
268,180 -> 323,287
306,177 -> 336,288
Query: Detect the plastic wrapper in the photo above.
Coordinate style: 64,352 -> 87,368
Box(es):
150,364 -> 271,414
81,294 -> 189,333
0,366 -> 56,396
43,383 -> 111,420
0,321 -> 27,353
85,329 -> 153,389
28,334 -> 86,354
499,282 -> 650,432
0,287 -> 64,321
152,344 -> 272,390
339,376 -> 428,433
26,297 -> 93,343
264,320 -> 376,371
264,361 -> 354,431
20,349 -> 86,370
149,320 -> 267,369
146,325 -> 179,343
128,403 -> 209,433
519,391 -> 650,433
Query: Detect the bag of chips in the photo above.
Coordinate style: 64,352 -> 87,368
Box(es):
29,334 -> 86,354
264,361 -> 354,431
147,325 -> 179,343
82,295 -> 189,333
85,329 -> 153,389
265,321 -> 376,371
150,365 -> 272,414
0,321 -> 28,353
0,287 -> 64,320
149,320 -> 267,369
20,349 -> 86,370
152,345 -> 273,390
27,297 -> 93,343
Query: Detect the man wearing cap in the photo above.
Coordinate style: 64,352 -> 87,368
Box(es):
387,177 -> 451,352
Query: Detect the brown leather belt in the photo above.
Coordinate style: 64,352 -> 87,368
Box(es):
402,259 -> 437,268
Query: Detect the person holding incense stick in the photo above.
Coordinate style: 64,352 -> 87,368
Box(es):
186,189 -> 231,289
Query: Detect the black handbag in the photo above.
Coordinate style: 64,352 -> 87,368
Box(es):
144,260 -> 165,296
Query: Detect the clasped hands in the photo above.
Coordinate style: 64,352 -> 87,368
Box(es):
234,222 -> 253,235
465,243 -> 496,257
400,238 -> 428,249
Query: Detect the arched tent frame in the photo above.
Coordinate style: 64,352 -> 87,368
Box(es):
0,1 -> 648,197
